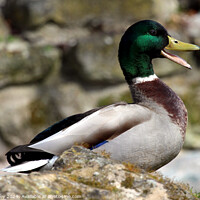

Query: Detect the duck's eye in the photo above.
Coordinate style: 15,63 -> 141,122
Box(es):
149,29 -> 157,36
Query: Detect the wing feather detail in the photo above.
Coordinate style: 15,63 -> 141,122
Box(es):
29,103 -> 152,155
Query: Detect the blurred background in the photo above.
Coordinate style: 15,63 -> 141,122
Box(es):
0,0 -> 199,191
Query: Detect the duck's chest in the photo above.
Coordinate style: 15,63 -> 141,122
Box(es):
95,79 -> 188,170
95,110 -> 184,171
130,78 -> 188,139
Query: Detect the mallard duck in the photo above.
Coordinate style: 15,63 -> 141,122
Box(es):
2,20 -> 199,173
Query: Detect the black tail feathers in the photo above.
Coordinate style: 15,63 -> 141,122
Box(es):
6,144 -> 54,166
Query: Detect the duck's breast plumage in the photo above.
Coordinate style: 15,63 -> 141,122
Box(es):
94,107 -> 183,171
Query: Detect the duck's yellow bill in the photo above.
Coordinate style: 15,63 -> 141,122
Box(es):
166,36 -> 200,51
161,36 -> 200,69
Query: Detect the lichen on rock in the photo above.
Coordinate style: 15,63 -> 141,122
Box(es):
0,146 -> 197,200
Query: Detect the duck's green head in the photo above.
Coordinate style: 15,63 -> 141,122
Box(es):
118,20 -> 200,84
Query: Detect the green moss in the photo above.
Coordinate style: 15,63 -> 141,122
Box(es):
99,150 -> 111,159
55,175 -> 83,196
68,174 -> 118,192
42,45 -> 54,52
193,192 -> 200,199
190,188 -> 200,199
0,35 -> 20,44
123,162 -> 143,174
6,35 -> 19,43
121,173 -> 135,189
148,173 -> 197,200
148,173 -> 165,183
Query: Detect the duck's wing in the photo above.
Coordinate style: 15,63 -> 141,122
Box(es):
4,106 -> 103,167
29,102 -> 151,155
30,107 -> 102,144
3,102 -> 151,172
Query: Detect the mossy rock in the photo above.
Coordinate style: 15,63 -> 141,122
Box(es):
2,0 -> 157,31
0,146 -> 197,199
62,33 -> 124,84
0,39 -> 60,88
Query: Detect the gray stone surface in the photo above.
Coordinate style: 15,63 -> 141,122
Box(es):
0,146 -> 197,200
0,39 -> 61,88
2,0 -> 175,31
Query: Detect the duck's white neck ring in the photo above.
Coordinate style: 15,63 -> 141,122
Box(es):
133,74 -> 158,84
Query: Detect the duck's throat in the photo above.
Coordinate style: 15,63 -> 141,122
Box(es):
129,78 -> 187,138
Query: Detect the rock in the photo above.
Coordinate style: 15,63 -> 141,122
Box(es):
0,12 -> 9,39
23,24 -> 90,47
55,83 -> 93,117
0,146 -> 197,199
50,0 -> 155,25
62,33 -> 124,84
2,0 -> 179,32
182,13 -> 200,52
0,86 -> 62,149
0,38 -> 61,88
0,81 -> 97,158
2,0 -> 55,33
0,86 -> 37,147
184,13 -> 200,39
152,0 -> 179,23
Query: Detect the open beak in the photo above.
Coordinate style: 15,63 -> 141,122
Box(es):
161,36 -> 200,69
